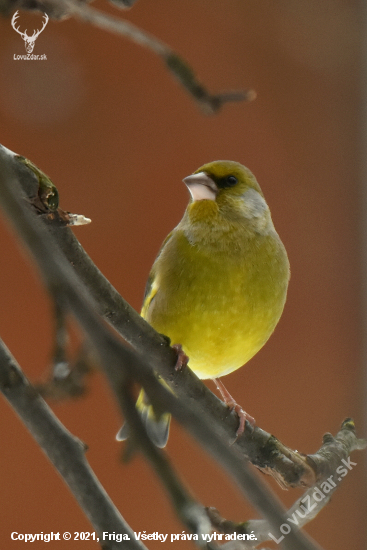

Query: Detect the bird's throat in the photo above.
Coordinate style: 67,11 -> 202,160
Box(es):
187,199 -> 219,224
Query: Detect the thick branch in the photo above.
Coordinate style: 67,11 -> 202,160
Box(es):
118,382 -> 211,538
2,143 -> 366,482
0,146 -> 324,550
4,145 -> 362,493
0,147 -> 211,540
0,339 -> 147,550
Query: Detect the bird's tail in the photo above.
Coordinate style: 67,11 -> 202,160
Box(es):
116,385 -> 171,448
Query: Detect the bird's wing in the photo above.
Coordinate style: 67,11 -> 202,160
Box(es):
141,231 -> 174,318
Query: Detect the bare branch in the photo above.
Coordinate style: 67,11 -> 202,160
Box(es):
4,150 -> 278,478
206,418 -> 366,547
6,149 -> 358,493
64,0 -> 168,55
108,0 -> 140,10
118,382 -> 211,539
0,145 -> 325,550
5,0 -> 256,114
0,339 -> 147,550
0,149 -> 311,488
64,0 -> 255,114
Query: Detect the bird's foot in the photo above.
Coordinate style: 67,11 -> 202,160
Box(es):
231,403 -> 255,437
172,344 -> 189,371
213,378 -> 255,437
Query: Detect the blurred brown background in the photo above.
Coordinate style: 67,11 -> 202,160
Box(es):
0,1 -> 366,548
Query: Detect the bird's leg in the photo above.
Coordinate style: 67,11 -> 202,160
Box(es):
213,378 -> 255,437
172,344 -> 189,371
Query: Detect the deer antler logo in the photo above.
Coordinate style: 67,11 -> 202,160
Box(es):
11,11 -> 49,54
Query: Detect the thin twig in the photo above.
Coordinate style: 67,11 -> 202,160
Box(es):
61,0 -> 255,114
2,0 -> 255,111
108,0 -> 139,10
64,0 -> 168,55
206,418 -> 366,547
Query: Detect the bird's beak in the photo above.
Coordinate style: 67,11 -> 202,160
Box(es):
183,172 -> 218,202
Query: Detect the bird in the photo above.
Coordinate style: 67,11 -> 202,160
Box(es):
117,160 -> 290,447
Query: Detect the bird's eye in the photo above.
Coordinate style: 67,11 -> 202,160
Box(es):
226,175 -> 238,186
215,174 -> 239,189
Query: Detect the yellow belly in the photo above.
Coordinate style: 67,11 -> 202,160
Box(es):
145,230 -> 289,380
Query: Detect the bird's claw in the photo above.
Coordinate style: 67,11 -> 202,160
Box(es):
213,377 -> 255,439
229,403 -> 255,438
172,344 -> 189,371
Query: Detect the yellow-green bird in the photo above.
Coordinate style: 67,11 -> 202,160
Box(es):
117,160 -> 290,447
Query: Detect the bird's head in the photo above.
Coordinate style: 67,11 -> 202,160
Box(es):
183,160 -> 271,230
184,160 -> 263,203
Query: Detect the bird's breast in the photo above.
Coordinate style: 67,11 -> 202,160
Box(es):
145,228 -> 289,379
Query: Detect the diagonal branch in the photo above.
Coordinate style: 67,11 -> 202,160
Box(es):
0,338 -> 147,550
4,0 -> 255,114
63,0 -> 256,114
2,144 -> 366,486
118,381 -> 211,539
0,146 -> 325,550
5,146 -> 362,493
0,147 -> 211,542
207,418 -> 366,547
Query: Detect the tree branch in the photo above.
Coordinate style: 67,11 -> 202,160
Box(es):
0,338 -> 147,550
3,145 -> 362,494
1,0 -> 255,114
207,418 -> 366,547
0,145 -> 327,550
64,0 -> 256,114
